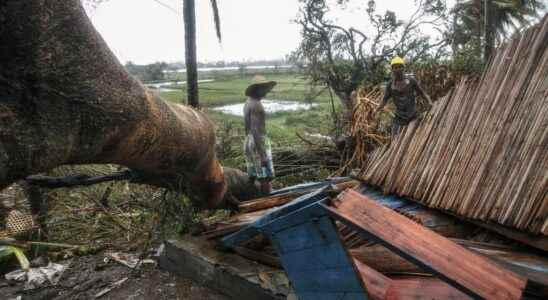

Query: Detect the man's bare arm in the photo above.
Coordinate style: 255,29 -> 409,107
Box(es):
377,85 -> 391,112
414,79 -> 433,105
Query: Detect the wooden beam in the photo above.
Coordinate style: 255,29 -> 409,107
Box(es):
327,189 -> 527,300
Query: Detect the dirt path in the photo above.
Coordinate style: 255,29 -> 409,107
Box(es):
1,254 -> 229,300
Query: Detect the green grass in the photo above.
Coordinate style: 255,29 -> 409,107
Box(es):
205,101 -> 340,144
161,72 -> 342,183
160,72 -> 341,143
160,73 -> 332,107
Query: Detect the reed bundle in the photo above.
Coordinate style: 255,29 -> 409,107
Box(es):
339,88 -> 390,173
360,16 -> 548,235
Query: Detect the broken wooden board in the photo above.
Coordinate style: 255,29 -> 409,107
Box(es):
269,177 -> 353,195
351,239 -> 548,291
221,187 -> 330,249
159,235 -> 294,300
327,189 -> 527,300
352,258 -> 471,300
238,179 -> 359,213
238,191 -> 308,213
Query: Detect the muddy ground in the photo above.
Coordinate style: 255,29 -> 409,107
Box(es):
0,252 -> 229,300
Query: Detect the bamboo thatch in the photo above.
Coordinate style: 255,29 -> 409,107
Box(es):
360,16 -> 548,235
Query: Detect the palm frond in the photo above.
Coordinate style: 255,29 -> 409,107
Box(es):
210,0 -> 222,44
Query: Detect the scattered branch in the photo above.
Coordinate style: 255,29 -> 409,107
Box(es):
25,170 -> 136,189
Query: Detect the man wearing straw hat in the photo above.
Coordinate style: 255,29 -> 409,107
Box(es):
377,56 -> 432,137
243,75 -> 277,195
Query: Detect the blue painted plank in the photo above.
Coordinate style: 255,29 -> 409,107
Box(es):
278,242 -> 351,273
268,214 -> 368,298
270,216 -> 338,253
298,292 -> 367,300
261,202 -> 328,234
255,187 -> 329,227
341,293 -> 370,300
222,187 -> 370,300
220,187 -> 328,249
288,267 -> 367,293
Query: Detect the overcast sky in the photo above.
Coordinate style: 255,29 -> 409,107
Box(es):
87,0 -> 455,65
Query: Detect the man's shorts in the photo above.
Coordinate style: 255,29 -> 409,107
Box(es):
244,134 -> 275,180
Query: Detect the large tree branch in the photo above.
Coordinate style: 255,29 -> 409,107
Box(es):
0,0 -> 227,207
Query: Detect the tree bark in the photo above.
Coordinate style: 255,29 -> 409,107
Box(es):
0,0 -> 226,207
183,0 -> 199,107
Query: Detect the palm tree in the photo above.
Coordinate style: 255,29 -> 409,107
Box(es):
453,0 -> 545,60
183,0 -> 222,108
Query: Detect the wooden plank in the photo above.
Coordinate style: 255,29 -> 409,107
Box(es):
238,191 -> 307,213
352,258 -> 391,300
238,180 -> 359,213
327,189 -> 527,300
388,276 -> 471,300
353,258 -> 471,300
351,238 -> 548,287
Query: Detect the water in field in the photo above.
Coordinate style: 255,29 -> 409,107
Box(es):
145,79 -> 214,92
212,100 -> 317,117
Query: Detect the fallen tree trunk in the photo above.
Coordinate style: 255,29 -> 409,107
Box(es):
0,0 -> 226,207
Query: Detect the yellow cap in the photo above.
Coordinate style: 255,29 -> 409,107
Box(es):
390,56 -> 405,66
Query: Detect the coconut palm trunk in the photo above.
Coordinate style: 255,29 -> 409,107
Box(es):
183,0 -> 199,107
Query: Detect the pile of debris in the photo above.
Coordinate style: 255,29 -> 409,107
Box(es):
161,180 -> 548,299
159,16 -> 548,300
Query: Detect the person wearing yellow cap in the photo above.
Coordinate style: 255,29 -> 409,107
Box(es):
376,56 -> 432,137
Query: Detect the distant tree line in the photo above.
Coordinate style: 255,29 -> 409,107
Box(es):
123,59 -> 293,82
124,61 -> 168,82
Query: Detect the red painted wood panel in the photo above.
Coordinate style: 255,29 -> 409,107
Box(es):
329,189 -> 526,300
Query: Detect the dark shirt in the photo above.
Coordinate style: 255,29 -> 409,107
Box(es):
383,76 -> 420,124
